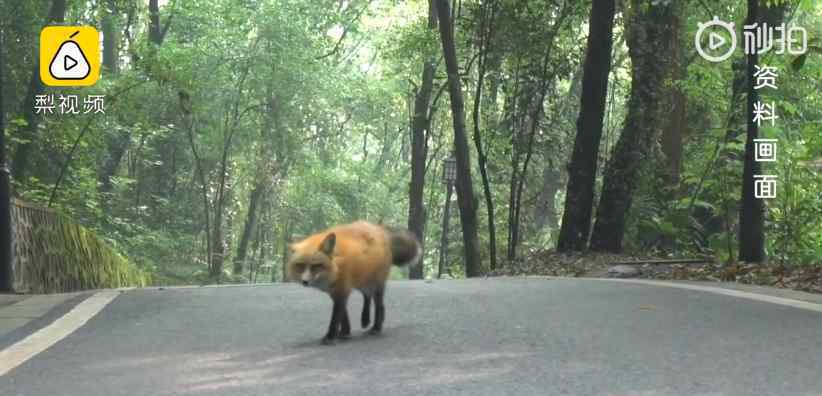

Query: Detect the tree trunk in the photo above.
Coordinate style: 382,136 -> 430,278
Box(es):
438,183 -> 454,278
102,0 -> 119,74
0,29 -> 13,293
660,11 -> 684,184
435,0 -> 482,277
407,0 -> 438,280
149,0 -> 165,45
471,0 -> 498,271
280,219 -> 292,282
234,94 -> 279,275
12,0 -> 67,182
738,0 -> 765,263
589,0 -> 675,252
234,183 -> 264,275
98,130 -> 130,209
556,0 -> 616,252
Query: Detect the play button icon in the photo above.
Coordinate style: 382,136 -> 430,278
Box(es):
64,55 -> 78,71
695,17 -> 738,63
709,32 -> 726,50
48,34 -> 90,80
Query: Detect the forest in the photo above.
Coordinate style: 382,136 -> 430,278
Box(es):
0,0 -> 820,291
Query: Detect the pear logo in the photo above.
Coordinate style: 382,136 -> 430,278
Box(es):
49,31 -> 91,80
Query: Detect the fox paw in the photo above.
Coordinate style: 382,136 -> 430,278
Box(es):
361,317 -> 370,329
368,327 -> 382,336
321,337 -> 336,346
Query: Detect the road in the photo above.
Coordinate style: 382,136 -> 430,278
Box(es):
1,278 -> 821,396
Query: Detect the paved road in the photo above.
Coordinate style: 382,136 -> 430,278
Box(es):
1,278 -> 821,396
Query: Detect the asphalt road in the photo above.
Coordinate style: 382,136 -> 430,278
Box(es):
1,278 -> 821,396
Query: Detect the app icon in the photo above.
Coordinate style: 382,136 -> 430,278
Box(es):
695,17 -> 737,63
40,26 -> 100,87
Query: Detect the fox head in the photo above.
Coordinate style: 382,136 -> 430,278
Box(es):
286,232 -> 338,290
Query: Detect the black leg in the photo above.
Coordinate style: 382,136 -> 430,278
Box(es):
323,295 -> 348,345
361,294 -> 371,328
339,305 -> 351,339
369,288 -> 385,335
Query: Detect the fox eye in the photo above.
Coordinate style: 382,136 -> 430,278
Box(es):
295,263 -> 306,271
310,264 -> 323,272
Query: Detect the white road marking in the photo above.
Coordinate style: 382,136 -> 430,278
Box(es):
573,277 -> 822,314
0,291 -> 119,376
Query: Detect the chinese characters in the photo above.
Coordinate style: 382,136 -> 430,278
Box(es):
33,94 -> 105,115
743,22 -> 808,56
751,64 -> 778,200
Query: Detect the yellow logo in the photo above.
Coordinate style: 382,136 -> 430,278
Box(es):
40,26 -> 100,87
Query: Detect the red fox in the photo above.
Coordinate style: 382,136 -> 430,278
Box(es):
286,221 -> 421,345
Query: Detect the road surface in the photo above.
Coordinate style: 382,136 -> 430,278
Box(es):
1,278 -> 821,395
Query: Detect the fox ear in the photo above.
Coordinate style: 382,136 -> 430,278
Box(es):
319,233 -> 336,257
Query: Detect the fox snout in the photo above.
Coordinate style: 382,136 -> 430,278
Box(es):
300,270 -> 313,286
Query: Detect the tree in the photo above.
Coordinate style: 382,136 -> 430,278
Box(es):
11,0 -> 67,182
589,0 -> 676,252
149,0 -> 173,46
0,29 -> 13,293
101,0 -> 119,74
234,92 -> 282,275
470,0 -> 498,271
556,0 -> 616,252
738,0 -> 765,262
435,0 -> 482,277
408,0 -> 438,280
97,0 -> 126,209
660,11 -> 685,184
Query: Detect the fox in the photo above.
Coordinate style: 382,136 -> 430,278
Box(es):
286,221 -> 421,345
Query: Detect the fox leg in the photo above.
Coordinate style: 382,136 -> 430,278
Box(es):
339,305 -> 351,339
369,287 -> 385,335
323,294 -> 349,345
361,293 -> 371,328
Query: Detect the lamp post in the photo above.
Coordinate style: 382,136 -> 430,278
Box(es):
438,153 -> 456,279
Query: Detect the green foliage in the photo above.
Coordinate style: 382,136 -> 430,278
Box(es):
4,0 -> 820,288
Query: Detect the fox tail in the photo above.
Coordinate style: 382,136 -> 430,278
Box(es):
384,227 -> 422,267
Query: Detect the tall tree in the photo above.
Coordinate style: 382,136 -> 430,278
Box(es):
0,29 -> 13,293
660,11 -> 685,184
407,0 -> 438,280
234,92 -> 281,275
11,0 -> 67,182
101,0 -> 119,74
556,0 -> 616,252
738,0 -> 765,262
148,0 -> 172,45
589,0 -> 676,252
435,0 -> 482,277
97,0 -> 126,209
471,0 -> 498,270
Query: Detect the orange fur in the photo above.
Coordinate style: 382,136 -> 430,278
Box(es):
286,221 -> 420,343
287,221 -> 402,296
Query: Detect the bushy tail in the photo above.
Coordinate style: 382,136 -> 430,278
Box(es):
384,226 -> 422,267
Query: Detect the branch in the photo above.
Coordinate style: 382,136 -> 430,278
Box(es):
47,80 -> 148,207
315,0 -> 374,60
159,0 -> 178,43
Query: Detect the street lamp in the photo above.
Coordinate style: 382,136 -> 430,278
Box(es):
438,153 -> 457,279
442,155 -> 457,185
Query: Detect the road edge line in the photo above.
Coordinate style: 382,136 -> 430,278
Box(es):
560,277 -> 822,313
0,290 -> 120,376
